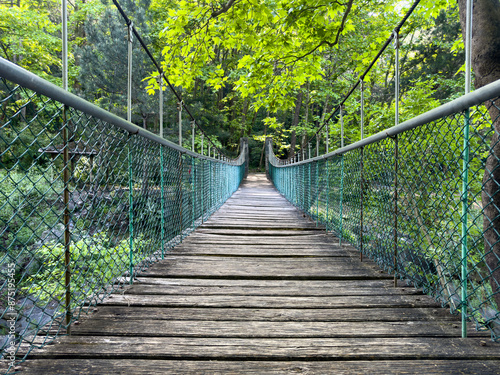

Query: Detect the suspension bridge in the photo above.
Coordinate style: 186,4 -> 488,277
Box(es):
2,2 -> 500,373
12,173 -> 500,374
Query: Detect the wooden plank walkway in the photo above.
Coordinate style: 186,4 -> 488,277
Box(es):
20,173 -> 500,374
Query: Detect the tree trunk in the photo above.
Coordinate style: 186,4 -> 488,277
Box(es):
290,92 -> 303,159
302,82 -> 311,159
458,0 -> 500,309
290,130 -> 296,160
239,99 -> 250,152
320,95 -> 330,125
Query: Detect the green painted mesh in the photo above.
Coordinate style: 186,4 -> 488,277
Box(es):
268,98 -> 500,342
0,77 -> 245,372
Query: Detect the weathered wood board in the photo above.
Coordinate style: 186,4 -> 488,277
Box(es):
20,173 -> 500,374
17,359 -> 500,375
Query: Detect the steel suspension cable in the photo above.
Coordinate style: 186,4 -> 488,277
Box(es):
305,0 -> 421,148
111,0 -> 229,159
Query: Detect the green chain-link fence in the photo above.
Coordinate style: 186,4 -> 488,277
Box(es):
0,60 -> 246,373
267,82 -> 500,342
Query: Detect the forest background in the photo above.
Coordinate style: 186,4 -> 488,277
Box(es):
0,0 -> 465,169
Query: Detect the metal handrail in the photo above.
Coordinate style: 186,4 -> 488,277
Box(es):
0,57 -> 244,165
270,77 -> 500,167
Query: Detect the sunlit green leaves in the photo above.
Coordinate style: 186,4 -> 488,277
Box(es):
155,0 -> 355,112
0,3 -> 61,82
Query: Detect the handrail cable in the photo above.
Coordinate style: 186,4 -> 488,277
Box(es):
111,0 -> 230,159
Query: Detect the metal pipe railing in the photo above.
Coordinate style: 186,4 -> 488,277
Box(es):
266,84 -> 500,343
0,57 -> 241,165
0,61 -> 248,373
270,78 -> 500,168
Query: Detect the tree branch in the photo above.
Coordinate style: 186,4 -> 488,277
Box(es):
211,0 -> 238,18
285,0 -> 354,63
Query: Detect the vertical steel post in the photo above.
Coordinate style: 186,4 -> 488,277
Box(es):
300,165 -> 304,210
340,105 -> 345,148
62,0 -> 68,91
326,159 -> 329,233
160,145 -> 165,259
192,121 -> 195,152
393,31 -> 400,286
339,106 -> 345,245
201,159 -> 205,223
127,23 -> 133,123
360,79 -> 364,140
192,156 -> 195,230
394,136 -> 399,287
394,31 -> 400,127
308,162 -> 311,216
62,0 -> 70,334
461,114 -> 471,337
461,0 -> 473,339
127,23 -> 134,283
178,101 -> 183,146
62,106 -> 71,334
308,143 -> 311,160
316,133 -> 319,157
159,75 -> 163,138
359,79 -> 365,261
339,155 -> 344,246
178,152 -> 184,242
316,161 -> 319,226
209,160 -> 212,215
201,134 -> 204,155
159,74 -> 165,259
465,0 -> 472,96
360,147 -> 364,262
128,135 -> 134,284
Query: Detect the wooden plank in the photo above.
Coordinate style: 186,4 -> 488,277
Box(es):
125,277 -> 398,288
19,359 -> 500,375
99,294 -> 441,308
148,255 -> 379,265
25,337 -> 500,360
140,256 -> 386,278
172,243 -> 348,249
180,235 -> 342,243
140,267 -> 387,279
169,246 -> 355,256
123,284 -> 422,296
89,306 -> 463,322
182,233 -> 334,239
176,241 -> 340,248
193,229 -> 325,236
198,224 -> 321,229
70,319 -> 483,338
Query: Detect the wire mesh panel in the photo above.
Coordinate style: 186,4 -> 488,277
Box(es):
337,149 -> 362,247
362,139 -> 396,271
0,72 -> 246,372
266,92 -> 500,342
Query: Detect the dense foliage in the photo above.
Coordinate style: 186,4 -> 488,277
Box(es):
0,0 -> 465,168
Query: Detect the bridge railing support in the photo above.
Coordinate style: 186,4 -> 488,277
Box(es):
0,57 -> 248,371
266,77 -> 500,344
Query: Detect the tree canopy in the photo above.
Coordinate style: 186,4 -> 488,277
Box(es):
0,0 -> 465,163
